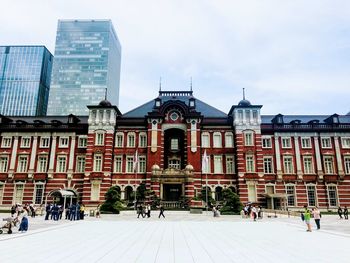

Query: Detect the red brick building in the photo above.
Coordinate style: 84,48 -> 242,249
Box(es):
1,90 -> 350,210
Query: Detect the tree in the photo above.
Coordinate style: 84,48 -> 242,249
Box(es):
220,188 -> 243,214
100,186 -> 123,214
201,187 -> 215,207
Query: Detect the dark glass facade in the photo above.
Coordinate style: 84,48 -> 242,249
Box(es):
0,46 -> 53,116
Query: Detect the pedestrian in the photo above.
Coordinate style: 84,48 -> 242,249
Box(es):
30,204 -> 35,218
303,205 -> 312,232
159,205 -> 165,218
147,204 -> 151,218
96,204 -> 101,218
344,206 -> 348,220
312,207 -> 321,230
258,206 -> 263,219
19,211 -> 29,233
338,206 -> 343,219
80,204 -> 85,220
65,206 -> 70,220
70,204 -> 76,221
76,203 -> 80,220
45,203 -> 51,220
251,205 -> 257,221
137,204 -> 144,218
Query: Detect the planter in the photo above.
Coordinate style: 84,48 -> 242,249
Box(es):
190,207 -> 203,214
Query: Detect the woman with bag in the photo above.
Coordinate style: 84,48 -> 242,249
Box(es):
312,207 -> 321,230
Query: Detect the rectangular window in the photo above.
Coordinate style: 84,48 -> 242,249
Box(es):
91,182 -> 100,201
0,156 -> 9,172
202,133 -> 210,148
226,156 -> 235,174
246,155 -> 254,172
213,133 -> 222,148
303,156 -> 314,174
1,137 -> 12,148
244,133 -> 253,146
238,110 -> 243,121
247,184 -> 257,202
341,138 -> 350,149
321,137 -> 331,148
40,137 -> 50,148
301,138 -> 311,148
262,137 -> 272,148
14,184 -> 24,204
202,155 -> 211,173
327,185 -> 338,207
59,137 -> 69,148
225,133 -> 234,148
263,157 -> 273,174
17,156 -> 28,172
214,155 -> 223,174
115,134 -> 124,147
139,134 -> 147,148
286,185 -> 295,207
171,138 -> 179,151
76,156 -> 86,173
126,156 -> 134,173
169,159 -> 181,169
307,185 -> 317,207
127,133 -> 135,147
266,185 -> 275,194
93,155 -> 103,172
324,156 -> 334,174
21,137 -> 31,148
114,156 -> 122,173
345,157 -> 350,174
139,156 -> 146,173
78,137 -> 87,148
252,110 -> 258,121
56,156 -> 67,173
0,184 -> 3,204
37,156 -> 48,173
283,156 -> 294,174
245,110 -> 250,121
95,133 -> 104,146
281,137 -> 291,148
34,184 -> 44,205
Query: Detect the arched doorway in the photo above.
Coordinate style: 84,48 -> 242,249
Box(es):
124,186 -> 133,204
215,186 -> 223,201
45,189 -> 78,208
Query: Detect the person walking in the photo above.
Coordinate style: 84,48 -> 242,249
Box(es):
158,205 -> 165,218
19,211 -> 29,233
344,206 -> 348,220
137,204 -> 144,218
338,206 -> 343,219
147,204 -> 151,218
251,205 -> 258,221
45,203 -> 51,220
304,205 -> 312,232
312,207 -> 321,230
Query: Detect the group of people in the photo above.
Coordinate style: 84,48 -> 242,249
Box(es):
136,204 -> 165,218
337,206 -> 349,219
45,203 -> 85,221
302,205 -> 321,231
242,204 -> 263,221
5,203 -> 30,233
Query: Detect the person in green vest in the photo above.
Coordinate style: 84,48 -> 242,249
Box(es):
304,205 -> 312,232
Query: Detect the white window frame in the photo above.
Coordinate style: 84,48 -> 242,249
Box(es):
303,156 -> 314,174
1,137 -> 12,148
341,137 -> 350,149
13,183 -> 24,204
33,183 -> 45,205
324,156 -> 334,174
127,132 -> 136,148
20,137 -> 31,148
344,156 -> 350,174
76,156 -> 86,173
265,184 -> 275,194
40,137 -> 50,148
56,155 -> 67,173
59,137 -> 69,148
78,136 -> 87,148
201,132 -> 210,148
213,155 -> 223,174
247,183 -> 257,202
115,132 -> 124,148
281,137 -> 292,148
37,156 -> 48,173
213,132 -> 222,148
126,156 -> 134,173
226,155 -> 235,174
170,138 -> 179,151
301,137 -> 312,149
263,157 -> 273,174
246,155 -> 255,173
0,155 -> 9,173
321,137 -> 332,148
202,154 -> 211,174
285,184 -> 296,207
95,132 -> 104,146
327,184 -> 338,207
262,136 -> 272,148
283,156 -> 294,174
225,132 -> 234,148
93,154 -> 103,172
138,156 -> 146,173
244,132 -> 254,146
139,132 -> 147,148
306,184 -> 317,207
17,155 -> 28,173
91,181 -> 101,201
0,183 -> 4,205
114,155 -> 123,173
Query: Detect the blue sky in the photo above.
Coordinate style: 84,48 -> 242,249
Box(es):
1,0 -> 350,115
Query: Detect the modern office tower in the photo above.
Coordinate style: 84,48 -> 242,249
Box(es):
47,19 -> 121,116
0,46 -> 53,116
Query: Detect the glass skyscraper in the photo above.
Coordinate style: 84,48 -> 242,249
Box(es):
47,19 -> 121,116
0,46 -> 53,116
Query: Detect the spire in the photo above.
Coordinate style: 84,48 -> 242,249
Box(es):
159,77 -> 162,92
190,77 -> 193,92
104,88 -> 107,100
243,88 -> 245,100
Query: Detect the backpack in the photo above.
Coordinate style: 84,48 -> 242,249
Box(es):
301,213 -> 305,221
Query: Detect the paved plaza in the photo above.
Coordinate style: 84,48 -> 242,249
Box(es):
1,212 -> 350,263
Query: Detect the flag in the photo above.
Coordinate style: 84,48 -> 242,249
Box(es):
133,150 -> 139,172
202,150 -> 209,173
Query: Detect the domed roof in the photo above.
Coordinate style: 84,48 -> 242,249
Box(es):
151,164 -> 160,170
185,164 -> 194,170
238,99 -> 251,107
99,100 -> 112,107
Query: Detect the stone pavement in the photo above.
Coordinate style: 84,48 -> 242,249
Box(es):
0,212 -> 349,263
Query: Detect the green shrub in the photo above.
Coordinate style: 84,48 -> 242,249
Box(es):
100,186 -> 123,214
219,188 -> 242,213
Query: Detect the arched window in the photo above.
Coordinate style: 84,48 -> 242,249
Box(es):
225,132 -> 234,148
213,132 -> 222,148
139,132 -> 147,148
115,132 -> 124,148
201,132 -> 210,148
127,132 -> 136,148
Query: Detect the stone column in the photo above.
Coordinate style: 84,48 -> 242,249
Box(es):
28,136 -> 38,178
67,136 -> 76,179
314,136 -> 324,180
334,136 -> 345,179
294,136 -> 303,179
48,136 -> 57,178
274,136 -> 282,180
8,136 -> 19,178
